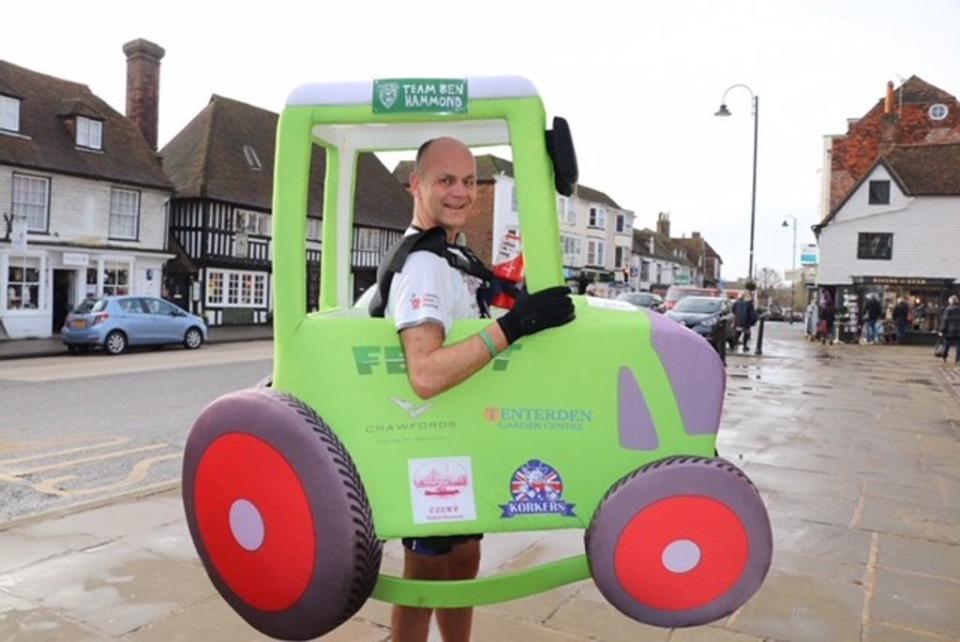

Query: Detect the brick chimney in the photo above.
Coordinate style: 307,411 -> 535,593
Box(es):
691,231 -> 701,239
123,38 -> 165,150
883,80 -> 895,115
656,212 -> 670,237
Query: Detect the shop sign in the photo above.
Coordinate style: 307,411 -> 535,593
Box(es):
854,276 -> 955,287
800,243 -> 818,266
373,79 -> 468,114
62,253 -> 89,267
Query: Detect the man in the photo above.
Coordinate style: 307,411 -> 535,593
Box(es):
862,293 -> 883,344
893,297 -> 910,344
732,292 -> 758,352
378,137 -> 575,642
940,295 -> 960,363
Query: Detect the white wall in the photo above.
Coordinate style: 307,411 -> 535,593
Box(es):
818,189 -> 960,285
831,164 -> 911,224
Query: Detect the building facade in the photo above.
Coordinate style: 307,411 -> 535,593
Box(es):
0,42 -> 173,339
161,96 -> 410,325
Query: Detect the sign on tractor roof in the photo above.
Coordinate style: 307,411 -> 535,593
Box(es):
373,78 -> 468,114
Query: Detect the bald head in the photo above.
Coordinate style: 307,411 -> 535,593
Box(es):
409,137 -> 477,239
414,137 -> 475,177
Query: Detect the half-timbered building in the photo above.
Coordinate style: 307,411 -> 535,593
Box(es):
160,95 -> 410,325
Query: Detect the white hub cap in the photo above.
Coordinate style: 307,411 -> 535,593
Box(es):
661,539 -> 701,574
229,498 -> 265,551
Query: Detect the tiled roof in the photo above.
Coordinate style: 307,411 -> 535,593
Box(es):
0,60 -> 171,190
161,95 -> 410,229
884,142 -> 960,195
633,228 -> 696,267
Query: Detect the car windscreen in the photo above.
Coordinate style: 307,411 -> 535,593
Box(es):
73,299 -> 107,314
674,297 -> 721,313
616,293 -> 652,306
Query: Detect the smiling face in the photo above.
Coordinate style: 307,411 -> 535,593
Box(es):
409,138 -> 477,241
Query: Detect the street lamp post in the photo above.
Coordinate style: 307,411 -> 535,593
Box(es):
715,84 -> 759,282
782,215 -> 797,323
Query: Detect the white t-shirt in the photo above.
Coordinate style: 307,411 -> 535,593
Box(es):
384,236 -> 483,337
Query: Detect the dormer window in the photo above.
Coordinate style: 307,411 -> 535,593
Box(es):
76,116 -> 102,149
243,145 -> 262,170
0,95 -> 20,132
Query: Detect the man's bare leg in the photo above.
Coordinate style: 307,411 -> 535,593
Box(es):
435,540 -> 481,642
391,550 -> 448,642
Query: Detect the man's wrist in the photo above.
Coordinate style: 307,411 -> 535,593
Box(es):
478,329 -> 498,359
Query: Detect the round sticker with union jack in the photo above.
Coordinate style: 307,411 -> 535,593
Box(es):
500,459 -> 576,518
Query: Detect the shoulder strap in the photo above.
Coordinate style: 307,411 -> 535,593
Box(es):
368,227 -> 448,317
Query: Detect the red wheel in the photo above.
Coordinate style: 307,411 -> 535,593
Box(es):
182,389 -> 381,640
586,456 -> 771,627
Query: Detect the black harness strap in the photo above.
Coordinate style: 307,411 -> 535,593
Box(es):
368,227 -> 495,318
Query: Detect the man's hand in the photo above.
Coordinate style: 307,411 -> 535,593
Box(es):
496,286 -> 575,345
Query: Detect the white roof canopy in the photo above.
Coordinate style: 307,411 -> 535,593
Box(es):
286,75 -> 538,107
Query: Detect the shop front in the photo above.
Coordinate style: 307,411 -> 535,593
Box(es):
1,245 -> 172,339
819,276 -> 957,345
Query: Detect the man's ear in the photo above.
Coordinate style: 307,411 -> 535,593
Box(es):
408,171 -> 420,195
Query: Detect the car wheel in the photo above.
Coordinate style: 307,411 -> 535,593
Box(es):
586,456 -> 771,628
182,388 -> 382,640
184,327 -> 204,350
104,331 -> 127,355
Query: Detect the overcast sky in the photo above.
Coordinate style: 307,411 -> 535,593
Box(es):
4,0 -> 958,281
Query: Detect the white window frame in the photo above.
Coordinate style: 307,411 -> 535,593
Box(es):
1,95 -> 20,132
615,246 -> 626,269
102,261 -> 131,297
4,254 -> 43,312
929,103 -> 949,121
235,209 -> 269,237
243,145 -> 262,170
206,268 -> 268,308
588,206 -> 607,229
587,239 -> 606,266
12,173 -> 50,232
76,116 -> 103,150
109,187 -> 140,240
561,235 -> 582,266
356,227 -> 379,251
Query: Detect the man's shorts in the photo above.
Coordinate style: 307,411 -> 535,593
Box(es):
401,534 -> 483,556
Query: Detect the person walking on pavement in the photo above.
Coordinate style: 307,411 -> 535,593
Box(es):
862,293 -> 883,344
893,297 -> 910,344
732,292 -> 758,352
939,295 -> 960,363
371,137 -> 575,642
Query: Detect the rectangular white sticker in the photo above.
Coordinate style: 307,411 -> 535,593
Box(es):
408,457 -> 477,524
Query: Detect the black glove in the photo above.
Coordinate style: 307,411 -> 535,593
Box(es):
497,286 -> 575,344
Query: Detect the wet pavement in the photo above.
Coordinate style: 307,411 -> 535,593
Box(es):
1,323 -> 959,641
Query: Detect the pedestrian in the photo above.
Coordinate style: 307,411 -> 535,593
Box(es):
862,293 -> 883,344
732,292 -> 758,352
939,295 -> 960,364
370,137 -> 575,642
819,299 -> 835,345
892,297 -> 910,344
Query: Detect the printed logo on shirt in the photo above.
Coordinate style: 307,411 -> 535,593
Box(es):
408,292 -> 440,312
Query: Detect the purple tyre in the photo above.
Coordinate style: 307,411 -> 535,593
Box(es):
182,388 -> 381,640
586,456 -> 771,628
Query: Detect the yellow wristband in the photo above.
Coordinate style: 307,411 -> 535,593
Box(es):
478,329 -> 498,359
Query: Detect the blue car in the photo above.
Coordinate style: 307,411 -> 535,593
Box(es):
61,295 -> 207,355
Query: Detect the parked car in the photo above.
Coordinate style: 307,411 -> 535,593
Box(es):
662,285 -> 724,311
615,291 -> 663,309
61,295 -> 207,355
665,296 -> 737,347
